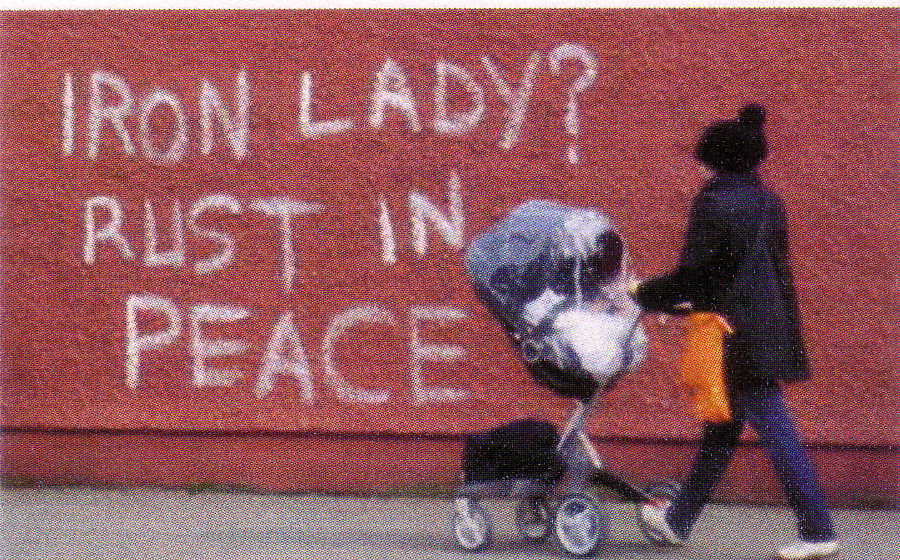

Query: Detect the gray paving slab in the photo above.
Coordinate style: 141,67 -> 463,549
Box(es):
1,487 -> 898,559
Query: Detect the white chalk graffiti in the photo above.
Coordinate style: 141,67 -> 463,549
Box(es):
255,312 -> 314,401
548,44 -> 599,165
125,297 -> 469,404
377,195 -> 398,265
190,303 -> 251,387
87,71 -> 136,159
408,170 -> 465,255
433,61 -> 485,135
84,171 -> 466,275
84,195 -> 136,264
63,44 -> 600,163
67,70 -> 249,161
409,306 -> 470,404
84,195 -> 325,291
369,58 -> 423,133
378,170 -> 466,262
144,200 -> 186,267
71,43 -> 604,406
300,71 -> 355,138
200,70 -> 249,157
248,198 -> 324,294
125,293 -> 181,389
86,170 -> 473,402
138,89 -> 189,163
480,52 -> 541,151
62,74 -> 74,155
322,306 -> 396,404
188,194 -> 242,275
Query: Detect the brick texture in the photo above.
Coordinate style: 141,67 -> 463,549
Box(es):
1,10 -> 897,501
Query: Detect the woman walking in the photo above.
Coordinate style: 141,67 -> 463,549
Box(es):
630,104 -> 839,560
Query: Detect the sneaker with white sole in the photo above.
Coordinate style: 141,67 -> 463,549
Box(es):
638,502 -> 685,546
777,539 -> 840,560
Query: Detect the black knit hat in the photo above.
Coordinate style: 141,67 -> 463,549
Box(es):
695,104 -> 768,173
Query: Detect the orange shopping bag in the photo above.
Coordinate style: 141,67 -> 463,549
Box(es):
679,312 -> 734,423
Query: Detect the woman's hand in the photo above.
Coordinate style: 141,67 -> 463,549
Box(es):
657,302 -> 693,325
626,279 -> 642,298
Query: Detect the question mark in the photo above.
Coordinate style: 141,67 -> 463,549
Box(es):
549,44 -> 599,165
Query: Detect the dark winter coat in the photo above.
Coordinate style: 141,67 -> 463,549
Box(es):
633,172 -> 809,384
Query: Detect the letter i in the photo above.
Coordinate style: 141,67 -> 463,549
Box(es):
63,73 -> 74,155
377,195 -> 397,264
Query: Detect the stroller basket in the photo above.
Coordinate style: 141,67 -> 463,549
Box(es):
451,397 -> 657,556
462,419 -> 564,485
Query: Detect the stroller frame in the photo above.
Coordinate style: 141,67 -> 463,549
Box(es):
455,395 -> 652,500
451,393 -> 658,556
458,206 -> 675,554
450,311 -> 672,557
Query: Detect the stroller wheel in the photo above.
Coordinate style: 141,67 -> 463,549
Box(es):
450,498 -> 493,551
552,492 -> 609,557
515,497 -> 552,542
637,481 -> 682,545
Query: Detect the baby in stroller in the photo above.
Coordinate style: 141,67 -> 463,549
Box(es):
452,201 -> 673,556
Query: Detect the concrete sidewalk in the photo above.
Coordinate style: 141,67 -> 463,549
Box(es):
2,487 -> 897,560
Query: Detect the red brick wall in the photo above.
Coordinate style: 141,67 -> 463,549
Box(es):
2,10 -> 897,504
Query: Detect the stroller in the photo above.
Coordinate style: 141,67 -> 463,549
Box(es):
451,201 -> 678,556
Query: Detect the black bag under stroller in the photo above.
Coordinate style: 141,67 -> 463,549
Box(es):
463,419 -> 564,485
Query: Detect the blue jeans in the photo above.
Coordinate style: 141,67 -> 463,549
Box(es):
667,378 -> 835,542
